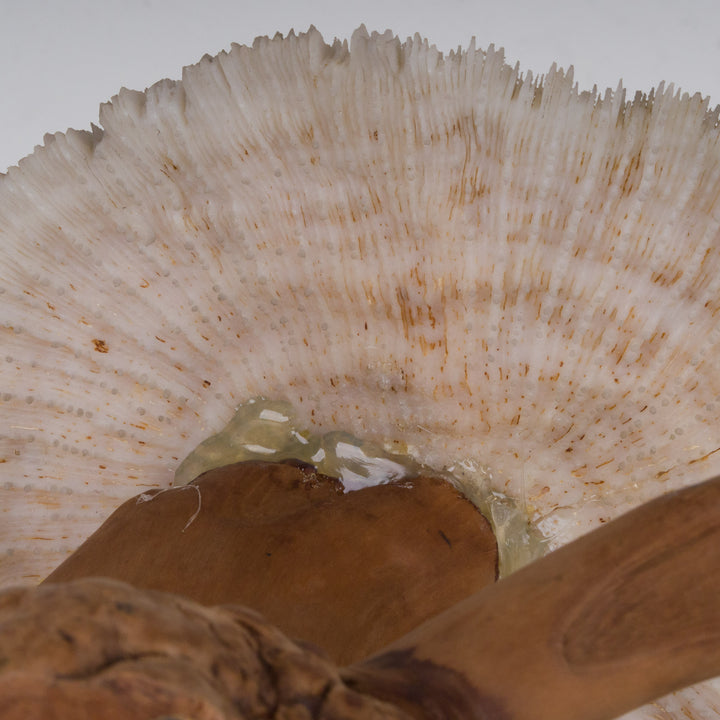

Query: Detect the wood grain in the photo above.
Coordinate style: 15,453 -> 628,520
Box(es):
349,476 -> 720,720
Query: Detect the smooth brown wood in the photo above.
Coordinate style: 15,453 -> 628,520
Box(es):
346,476 -> 720,720
44,460 -> 498,666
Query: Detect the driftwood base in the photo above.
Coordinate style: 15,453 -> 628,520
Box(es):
44,460 -> 498,665
0,577 -> 418,720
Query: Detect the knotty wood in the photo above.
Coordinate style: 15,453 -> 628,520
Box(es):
349,475 -> 720,720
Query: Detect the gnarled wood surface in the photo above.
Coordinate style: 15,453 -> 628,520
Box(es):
0,577 -> 414,720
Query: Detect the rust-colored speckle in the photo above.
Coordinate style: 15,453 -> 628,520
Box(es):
92,339 -> 109,354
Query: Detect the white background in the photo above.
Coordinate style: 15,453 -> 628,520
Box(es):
2,0 -> 720,173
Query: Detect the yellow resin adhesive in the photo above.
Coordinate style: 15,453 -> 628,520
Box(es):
175,397 -> 546,575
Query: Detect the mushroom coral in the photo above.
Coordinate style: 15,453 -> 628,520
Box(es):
2,26 -> 720,718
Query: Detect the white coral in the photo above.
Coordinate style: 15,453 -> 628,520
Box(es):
2,27 -> 720,719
